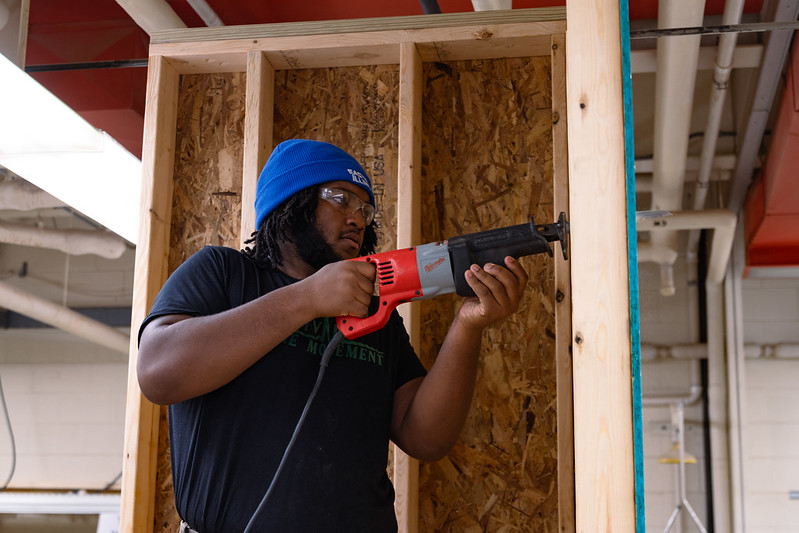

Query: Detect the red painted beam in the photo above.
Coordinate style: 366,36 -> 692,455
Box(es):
745,36 -> 799,268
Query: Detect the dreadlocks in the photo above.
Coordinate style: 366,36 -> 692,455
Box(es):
243,185 -> 378,269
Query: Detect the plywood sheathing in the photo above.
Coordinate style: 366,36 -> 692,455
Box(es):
154,72 -> 247,533
418,56 -> 559,532
169,73 -> 245,270
272,65 -> 400,252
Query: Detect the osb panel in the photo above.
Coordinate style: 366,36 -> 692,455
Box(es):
273,65 -> 400,253
168,73 -> 246,272
418,57 -> 558,532
273,64 -> 400,479
155,72 -> 246,533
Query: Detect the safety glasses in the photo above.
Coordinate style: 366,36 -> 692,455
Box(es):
319,187 -> 375,225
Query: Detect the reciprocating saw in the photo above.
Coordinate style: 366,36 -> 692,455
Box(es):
336,213 -> 569,339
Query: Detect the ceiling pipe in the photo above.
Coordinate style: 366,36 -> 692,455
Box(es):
744,342 -> 799,358
418,0 -> 442,14
0,221 -> 128,259
641,341 -> 799,360
649,0 -> 708,296
692,0 -> 745,216
114,0 -> 186,35
0,281 -> 129,354
637,242 -> 680,295
637,209 -> 737,285
186,0 -> 224,27
471,0 -> 512,10
642,359 -> 703,406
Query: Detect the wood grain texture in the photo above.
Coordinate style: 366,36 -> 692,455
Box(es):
120,55 -> 179,533
566,0 -> 636,530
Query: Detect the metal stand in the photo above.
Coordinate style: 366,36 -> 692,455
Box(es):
663,400 -> 707,533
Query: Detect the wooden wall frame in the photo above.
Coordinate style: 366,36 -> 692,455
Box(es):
122,4 -> 636,532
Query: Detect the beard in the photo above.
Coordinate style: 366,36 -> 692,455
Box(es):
292,222 -> 344,271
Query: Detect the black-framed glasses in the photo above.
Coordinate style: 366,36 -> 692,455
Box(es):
319,187 -> 375,225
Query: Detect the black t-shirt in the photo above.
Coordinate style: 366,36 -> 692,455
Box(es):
139,246 -> 427,532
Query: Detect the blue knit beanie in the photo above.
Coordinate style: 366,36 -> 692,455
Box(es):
254,139 -> 375,229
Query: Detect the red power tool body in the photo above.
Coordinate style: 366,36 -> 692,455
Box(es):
336,213 -> 568,339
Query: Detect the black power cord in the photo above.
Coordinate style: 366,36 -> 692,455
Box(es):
243,330 -> 345,533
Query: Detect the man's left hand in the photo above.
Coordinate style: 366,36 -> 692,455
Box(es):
458,256 -> 529,330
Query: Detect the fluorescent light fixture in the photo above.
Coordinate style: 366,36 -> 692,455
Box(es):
0,491 -> 120,514
0,53 -> 141,244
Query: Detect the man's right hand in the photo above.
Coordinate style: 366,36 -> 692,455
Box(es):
300,260 -> 376,319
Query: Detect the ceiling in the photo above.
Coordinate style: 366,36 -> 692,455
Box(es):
12,0 -> 799,281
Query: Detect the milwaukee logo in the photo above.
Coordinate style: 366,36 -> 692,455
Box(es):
424,257 -> 446,273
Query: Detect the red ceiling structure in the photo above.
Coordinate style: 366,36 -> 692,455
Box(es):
24,0 -> 797,272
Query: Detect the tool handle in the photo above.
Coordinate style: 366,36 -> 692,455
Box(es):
336,247 -> 422,339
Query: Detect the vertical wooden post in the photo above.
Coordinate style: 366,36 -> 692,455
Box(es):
551,32 -> 576,533
394,41 -> 423,533
241,51 -> 275,247
120,55 -> 180,533
566,0 -> 637,530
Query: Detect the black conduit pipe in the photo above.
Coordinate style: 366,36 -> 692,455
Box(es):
419,0 -> 442,14
698,230 -> 716,532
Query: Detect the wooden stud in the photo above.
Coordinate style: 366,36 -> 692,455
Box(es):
566,0 -> 636,530
394,42 -> 423,533
120,55 -> 180,533
551,31 -> 576,533
241,51 -> 275,248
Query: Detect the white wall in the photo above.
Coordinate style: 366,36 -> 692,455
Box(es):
742,277 -> 799,533
0,241 -> 132,495
639,253 -> 799,533
639,257 -> 711,532
0,330 -> 128,490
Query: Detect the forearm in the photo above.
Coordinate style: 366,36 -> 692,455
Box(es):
393,315 -> 484,461
138,282 -> 315,405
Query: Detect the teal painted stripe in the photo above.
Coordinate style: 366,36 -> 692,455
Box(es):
619,0 -> 646,531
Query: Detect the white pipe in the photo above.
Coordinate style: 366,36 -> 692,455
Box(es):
649,0 -> 707,295
693,0 -> 745,212
0,281 -> 129,354
471,0 -> 512,10
641,342 -> 799,360
638,242 -> 680,295
635,169 -> 731,193
687,0 -> 745,260
744,343 -> 799,358
0,180 -> 64,210
114,0 -> 186,34
0,221 -> 127,259
642,361 -> 703,407
725,231 -> 749,533
637,209 -> 737,284
636,154 -> 737,174
186,0 -> 224,26
637,242 -> 679,264
706,281 -> 732,533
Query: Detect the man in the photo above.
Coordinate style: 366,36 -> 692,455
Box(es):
137,139 -> 529,532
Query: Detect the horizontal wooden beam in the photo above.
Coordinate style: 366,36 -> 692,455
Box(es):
151,8 -> 565,44
150,13 -> 564,73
